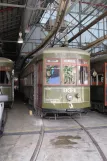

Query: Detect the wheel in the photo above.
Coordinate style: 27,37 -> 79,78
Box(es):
40,111 -> 46,118
9,102 -> 14,109
2,109 -> 7,127
0,109 -> 7,137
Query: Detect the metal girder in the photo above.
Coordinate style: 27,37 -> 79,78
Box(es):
0,13 -> 20,20
0,15 -> 21,22
0,2 -> 57,10
0,20 -> 20,27
1,33 -> 18,38
69,13 -> 107,48
0,6 -> 13,12
3,31 -> 18,37
83,35 -> 107,50
68,10 -> 107,43
91,50 -> 107,57
54,8 -> 97,45
28,0 -> 51,26
0,20 -> 20,28
20,0 -> 69,69
81,1 -> 107,8
0,25 -> 19,33
3,32 -> 18,38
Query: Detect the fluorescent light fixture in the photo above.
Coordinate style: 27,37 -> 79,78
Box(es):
17,32 -> 23,43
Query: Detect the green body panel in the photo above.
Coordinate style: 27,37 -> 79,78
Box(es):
43,102 -> 90,109
1,86 -> 13,101
41,48 -> 90,110
21,47 -> 90,112
42,86 -> 90,109
0,58 -> 14,104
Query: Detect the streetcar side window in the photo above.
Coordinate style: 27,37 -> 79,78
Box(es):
46,65 -> 60,84
0,71 -> 11,84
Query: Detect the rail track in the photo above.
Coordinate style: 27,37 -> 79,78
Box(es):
29,115 -> 107,161
30,119 -> 45,161
2,114 -> 107,161
0,109 -> 7,138
72,117 -> 107,161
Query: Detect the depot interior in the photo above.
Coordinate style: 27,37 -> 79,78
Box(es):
0,0 -> 106,105
1,0 -> 107,159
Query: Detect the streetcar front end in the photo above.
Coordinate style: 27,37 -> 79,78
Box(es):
41,48 -> 90,114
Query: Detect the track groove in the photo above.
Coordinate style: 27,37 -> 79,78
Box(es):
30,119 -> 44,161
3,125 -> 107,136
73,118 -> 107,161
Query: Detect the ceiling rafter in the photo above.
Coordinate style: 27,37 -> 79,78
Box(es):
83,35 -> 107,50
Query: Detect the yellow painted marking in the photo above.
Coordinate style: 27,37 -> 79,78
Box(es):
29,110 -> 33,116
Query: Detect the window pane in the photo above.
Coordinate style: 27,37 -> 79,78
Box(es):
0,71 -> 11,84
78,59 -> 88,65
78,66 -> 88,85
63,66 -> 76,85
46,65 -> 60,84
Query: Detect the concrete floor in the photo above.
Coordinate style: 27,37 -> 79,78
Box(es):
0,97 -> 107,161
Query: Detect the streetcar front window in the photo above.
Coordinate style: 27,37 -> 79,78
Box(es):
46,65 -> 60,84
63,65 -> 76,85
78,66 -> 88,85
0,71 -> 11,84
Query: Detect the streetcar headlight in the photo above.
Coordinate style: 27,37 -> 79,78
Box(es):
75,93 -> 80,99
66,94 -> 73,101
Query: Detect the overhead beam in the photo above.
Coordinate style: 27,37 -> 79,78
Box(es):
81,1 -> 107,8
83,35 -> 107,50
0,18 -> 20,26
69,10 -> 107,49
0,15 -> 21,22
68,10 -> 107,43
0,3 -> 57,11
54,8 -> 96,45
91,51 -> 107,57
0,7 -> 13,12
0,23 -> 20,31
20,0 -> 69,69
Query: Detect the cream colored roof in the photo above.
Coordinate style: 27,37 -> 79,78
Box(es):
0,57 -> 13,63
42,47 -> 90,55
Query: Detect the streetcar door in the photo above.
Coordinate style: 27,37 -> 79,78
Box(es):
104,63 -> 107,106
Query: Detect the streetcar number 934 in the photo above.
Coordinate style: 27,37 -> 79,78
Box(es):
63,88 -> 76,93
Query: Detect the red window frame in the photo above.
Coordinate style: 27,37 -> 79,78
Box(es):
77,59 -> 90,86
45,58 -> 60,86
0,67 -> 12,85
104,63 -> 107,106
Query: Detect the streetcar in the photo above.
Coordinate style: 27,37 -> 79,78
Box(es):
91,55 -> 107,112
0,57 -> 14,108
20,47 -> 90,116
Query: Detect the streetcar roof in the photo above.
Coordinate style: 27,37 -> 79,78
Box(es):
91,54 -> 107,63
42,47 -> 90,56
22,47 -> 90,72
0,57 -> 13,63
